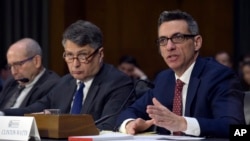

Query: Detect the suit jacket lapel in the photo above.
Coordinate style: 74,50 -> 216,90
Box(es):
184,57 -> 206,116
82,84 -> 99,113
81,64 -> 105,113
19,87 -> 38,108
61,77 -> 77,113
19,70 -> 48,107
0,84 -> 18,108
185,77 -> 200,116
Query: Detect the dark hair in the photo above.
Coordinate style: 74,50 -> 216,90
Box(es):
62,20 -> 103,50
241,61 -> 250,91
158,10 -> 199,35
119,55 -> 139,67
241,53 -> 250,62
242,61 -> 250,68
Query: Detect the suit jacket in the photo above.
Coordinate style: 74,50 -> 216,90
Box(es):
0,69 -> 60,109
0,79 -> 2,92
116,57 -> 245,138
3,63 -> 134,130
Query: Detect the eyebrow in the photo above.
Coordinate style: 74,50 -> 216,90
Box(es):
163,32 -> 184,37
65,49 -> 90,54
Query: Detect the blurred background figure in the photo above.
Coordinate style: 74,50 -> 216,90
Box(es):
240,59 -> 250,125
242,54 -> 250,62
118,55 -> 151,98
238,53 -> 250,73
118,55 -> 148,81
0,59 -> 11,92
214,51 -> 232,68
241,61 -> 250,91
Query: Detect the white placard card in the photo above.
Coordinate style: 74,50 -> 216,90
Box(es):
0,116 -> 40,141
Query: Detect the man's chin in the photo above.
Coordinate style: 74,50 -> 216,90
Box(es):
72,74 -> 84,80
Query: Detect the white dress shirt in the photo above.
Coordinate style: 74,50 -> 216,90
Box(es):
175,62 -> 200,136
12,68 -> 46,108
119,62 -> 201,136
71,78 -> 94,109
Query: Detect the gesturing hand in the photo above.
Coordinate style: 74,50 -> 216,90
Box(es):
146,97 -> 187,132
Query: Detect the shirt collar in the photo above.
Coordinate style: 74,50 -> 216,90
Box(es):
25,68 -> 46,88
76,77 -> 94,88
175,62 -> 195,85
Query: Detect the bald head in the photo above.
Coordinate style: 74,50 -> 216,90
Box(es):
7,38 -> 44,84
8,38 -> 42,58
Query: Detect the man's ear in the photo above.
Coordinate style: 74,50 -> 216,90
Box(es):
194,35 -> 202,51
98,47 -> 104,63
34,55 -> 42,68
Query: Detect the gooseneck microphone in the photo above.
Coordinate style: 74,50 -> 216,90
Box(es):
139,80 -> 155,89
94,79 -> 155,127
16,78 -> 29,83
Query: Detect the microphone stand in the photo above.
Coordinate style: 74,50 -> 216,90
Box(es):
94,79 -> 154,130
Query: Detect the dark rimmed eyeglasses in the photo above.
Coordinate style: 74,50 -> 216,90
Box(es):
63,48 -> 100,63
156,33 -> 197,46
8,56 -> 35,70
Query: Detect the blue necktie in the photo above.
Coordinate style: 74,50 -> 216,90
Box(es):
71,83 -> 84,114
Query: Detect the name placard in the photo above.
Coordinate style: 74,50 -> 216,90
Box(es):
0,116 -> 40,141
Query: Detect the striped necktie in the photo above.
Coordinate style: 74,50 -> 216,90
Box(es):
4,85 -> 25,109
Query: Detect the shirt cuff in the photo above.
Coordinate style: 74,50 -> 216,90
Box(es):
119,118 -> 135,133
0,111 -> 5,116
183,117 -> 200,136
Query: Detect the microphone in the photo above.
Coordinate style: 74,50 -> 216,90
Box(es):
138,79 -> 155,89
16,78 -> 29,83
94,79 -> 154,128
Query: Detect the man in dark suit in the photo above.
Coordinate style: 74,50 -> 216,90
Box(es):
2,20 -> 134,131
115,10 -> 245,138
0,38 -> 60,110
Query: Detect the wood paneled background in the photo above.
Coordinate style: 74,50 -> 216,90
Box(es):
49,0 -> 233,80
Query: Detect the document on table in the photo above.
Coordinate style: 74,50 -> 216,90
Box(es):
134,134 -> 205,140
68,131 -> 205,141
68,132 -> 133,141
109,134 -> 204,141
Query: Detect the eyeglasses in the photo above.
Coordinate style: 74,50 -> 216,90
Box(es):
8,56 -> 35,70
63,48 -> 100,63
156,33 -> 197,46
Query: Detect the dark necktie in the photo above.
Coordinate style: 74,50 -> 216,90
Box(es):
71,82 -> 85,114
172,79 -> 184,135
4,85 -> 25,109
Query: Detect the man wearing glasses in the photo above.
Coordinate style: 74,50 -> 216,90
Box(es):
0,38 -> 60,110
116,10 -> 245,138
2,20 -> 134,131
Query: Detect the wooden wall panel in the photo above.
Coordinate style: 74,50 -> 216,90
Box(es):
49,0 -> 65,76
49,0 -> 233,79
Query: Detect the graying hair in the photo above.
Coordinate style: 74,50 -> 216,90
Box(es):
62,20 -> 103,50
158,10 -> 199,35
